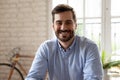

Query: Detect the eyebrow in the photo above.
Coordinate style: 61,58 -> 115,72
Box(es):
66,20 -> 73,22
56,20 -> 73,22
56,20 -> 62,22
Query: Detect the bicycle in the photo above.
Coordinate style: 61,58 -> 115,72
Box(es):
0,47 -> 34,80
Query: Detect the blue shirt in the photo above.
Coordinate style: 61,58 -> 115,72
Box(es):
25,35 -> 103,80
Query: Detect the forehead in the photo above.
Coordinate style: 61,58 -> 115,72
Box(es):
54,11 -> 73,21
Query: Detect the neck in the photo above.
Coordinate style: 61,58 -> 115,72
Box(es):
59,36 -> 75,50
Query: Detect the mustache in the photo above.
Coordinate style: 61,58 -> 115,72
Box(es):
58,30 -> 71,33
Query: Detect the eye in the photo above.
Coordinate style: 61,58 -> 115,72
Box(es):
56,21 -> 62,25
65,20 -> 73,25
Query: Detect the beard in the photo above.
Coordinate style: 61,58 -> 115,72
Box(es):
55,30 -> 75,42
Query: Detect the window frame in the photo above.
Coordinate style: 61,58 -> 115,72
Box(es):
49,0 -> 120,55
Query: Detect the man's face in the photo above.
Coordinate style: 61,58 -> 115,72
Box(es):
53,11 -> 77,42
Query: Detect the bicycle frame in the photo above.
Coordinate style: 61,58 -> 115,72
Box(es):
0,47 -> 48,80
8,52 -> 34,80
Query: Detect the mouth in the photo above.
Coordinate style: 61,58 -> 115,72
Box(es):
58,30 -> 71,33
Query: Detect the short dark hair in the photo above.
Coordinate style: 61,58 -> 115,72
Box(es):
52,4 -> 76,23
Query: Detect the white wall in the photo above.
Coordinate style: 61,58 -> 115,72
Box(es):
0,0 -> 52,78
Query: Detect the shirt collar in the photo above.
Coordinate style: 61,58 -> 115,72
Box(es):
57,35 -> 77,51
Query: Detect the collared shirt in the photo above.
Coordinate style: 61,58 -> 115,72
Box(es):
25,35 -> 103,80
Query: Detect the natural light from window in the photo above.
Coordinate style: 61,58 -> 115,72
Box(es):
52,0 -> 120,79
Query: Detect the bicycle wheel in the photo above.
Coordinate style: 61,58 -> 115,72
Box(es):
0,63 -> 24,80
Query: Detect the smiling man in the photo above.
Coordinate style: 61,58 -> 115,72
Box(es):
25,4 -> 103,80
53,10 -> 76,49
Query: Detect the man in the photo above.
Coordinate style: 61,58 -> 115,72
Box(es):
25,4 -> 103,80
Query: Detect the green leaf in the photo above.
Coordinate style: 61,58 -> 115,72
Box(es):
101,50 -> 106,64
103,60 -> 120,69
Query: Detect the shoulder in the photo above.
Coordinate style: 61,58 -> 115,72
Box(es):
36,38 -> 58,58
76,36 -> 100,59
76,35 -> 96,44
38,38 -> 58,51
75,35 -> 98,49
42,38 -> 57,46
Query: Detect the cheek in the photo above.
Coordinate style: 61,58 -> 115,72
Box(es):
54,25 -> 61,30
73,24 -> 77,30
69,26 -> 76,30
53,26 -> 59,32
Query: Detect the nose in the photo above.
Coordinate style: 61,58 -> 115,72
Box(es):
61,23 -> 67,30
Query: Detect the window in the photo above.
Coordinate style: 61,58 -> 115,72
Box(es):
51,0 -> 120,79
111,0 -> 120,56
52,0 -> 120,57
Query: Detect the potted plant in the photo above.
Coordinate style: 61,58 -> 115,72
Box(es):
101,50 -> 120,80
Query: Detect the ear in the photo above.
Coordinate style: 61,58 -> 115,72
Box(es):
52,24 -> 55,30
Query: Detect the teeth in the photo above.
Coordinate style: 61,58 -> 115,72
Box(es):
59,30 -> 70,33
60,32 -> 68,34
61,32 -> 68,35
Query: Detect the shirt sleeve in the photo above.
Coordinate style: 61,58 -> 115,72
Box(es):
25,44 -> 48,80
83,43 -> 103,80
